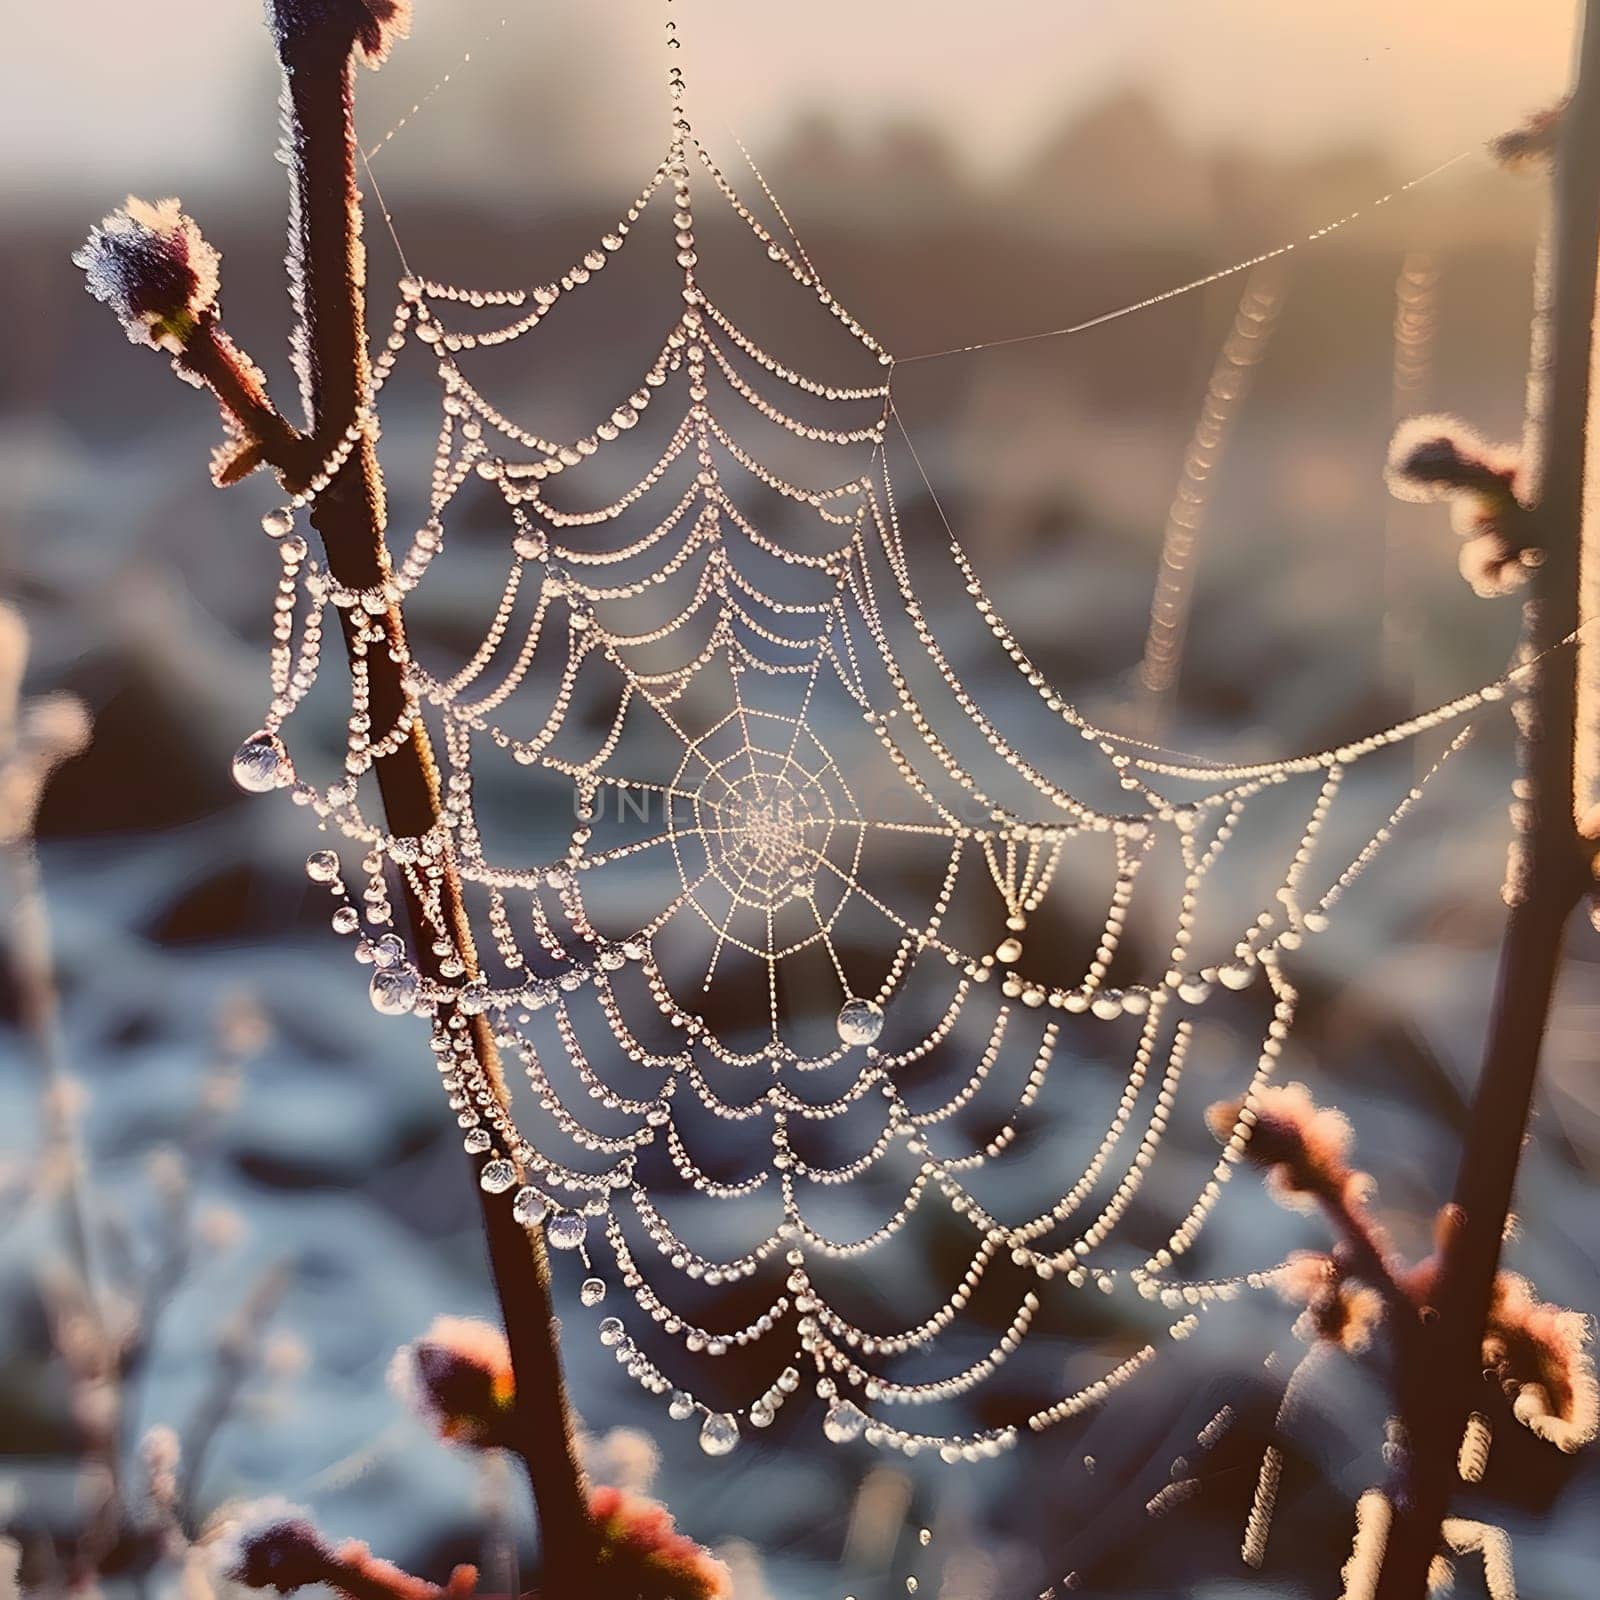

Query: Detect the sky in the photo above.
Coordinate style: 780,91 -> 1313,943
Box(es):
0,0 -> 1580,204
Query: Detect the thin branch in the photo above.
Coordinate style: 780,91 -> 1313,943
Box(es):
178,1265 -> 291,1521
271,6 -> 598,1586
1373,5 -> 1600,1589
176,321 -> 309,479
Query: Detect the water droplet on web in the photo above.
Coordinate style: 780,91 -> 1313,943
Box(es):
836,998 -> 884,1047
306,849 -> 340,883
372,933 -> 406,969
232,732 -> 287,793
698,1411 -> 739,1456
580,1277 -> 606,1307
822,1398 -> 867,1443
480,1158 -> 517,1194
668,1390 -> 695,1421
547,1213 -> 587,1250
262,507 -> 294,539
369,965 -> 419,1015
598,1317 -> 625,1347
332,906 -> 360,934
512,1187 -> 547,1226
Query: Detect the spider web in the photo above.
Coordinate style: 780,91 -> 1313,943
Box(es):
232,43 -> 1516,1464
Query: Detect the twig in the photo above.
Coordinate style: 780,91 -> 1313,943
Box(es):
1372,4 -> 1600,1590
264,11 -> 596,1582
179,1264 -> 291,1521
75,4 -> 599,1587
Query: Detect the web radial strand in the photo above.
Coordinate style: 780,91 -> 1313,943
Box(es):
239,61 -> 1510,1467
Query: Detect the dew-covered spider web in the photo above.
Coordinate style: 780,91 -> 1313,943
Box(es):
231,26 -> 1528,1466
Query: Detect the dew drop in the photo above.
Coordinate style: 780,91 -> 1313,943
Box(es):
512,1187 -> 548,1226
580,1277 -> 606,1307
232,732 -> 287,794
822,1399 -> 867,1443
698,1411 -> 739,1456
369,965 -> 419,1015
836,998 -> 884,1047
332,906 -> 360,935
305,849 -> 341,883
668,1390 -> 696,1422
995,936 -> 1023,964
262,507 -> 295,539
480,1158 -> 517,1194
547,1213 -> 587,1251
598,1317 -> 626,1347
371,933 -> 406,969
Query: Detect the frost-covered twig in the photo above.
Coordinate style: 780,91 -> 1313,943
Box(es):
1371,5 -> 1600,1586
211,1502 -> 478,1600
71,2 -> 598,1585
1208,1082 -> 1596,1585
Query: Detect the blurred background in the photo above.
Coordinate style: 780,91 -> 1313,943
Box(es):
3,1 -> 1599,1596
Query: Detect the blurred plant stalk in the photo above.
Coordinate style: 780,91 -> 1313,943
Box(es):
1134,264 -> 1284,739
1381,250 -> 1439,729
0,603 -> 115,1575
1373,1 -> 1600,1592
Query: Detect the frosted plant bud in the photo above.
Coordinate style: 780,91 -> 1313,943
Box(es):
1385,416 -> 1517,505
267,0 -> 413,68
1458,534 -> 1531,599
588,1485 -> 733,1600
73,198 -> 221,354
1205,1082 -> 1366,1216
1482,1271 -> 1599,1452
387,1315 -> 516,1449
1490,101 -> 1566,170
208,1498 -> 331,1592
